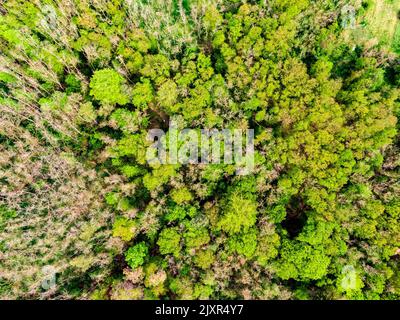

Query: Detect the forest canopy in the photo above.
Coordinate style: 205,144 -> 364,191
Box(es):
0,0 -> 399,300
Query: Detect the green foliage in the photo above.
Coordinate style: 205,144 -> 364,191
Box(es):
90,69 -> 129,105
157,228 -> 181,257
65,74 -> 81,94
110,109 -> 147,134
78,102 -> 97,123
1,0 -> 400,300
393,24 -> 400,53
276,241 -> 331,281
228,229 -> 258,259
157,79 -> 178,110
218,192 -> 258,234
170,187 -> 193,204
143,165 -> 177,191
125,242 -> 149,269
184,221 -> 210,250
132,79 -> 153,109
336,266 -> 364,296
0,205 -> 16,232
193,249 -> 215,269
112,217 -> 136,242
165,205 -> 197,222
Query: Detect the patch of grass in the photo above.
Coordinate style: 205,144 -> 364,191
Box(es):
346,0 -> 400,52
392,23 -> 400,53
362,0 -> 400,49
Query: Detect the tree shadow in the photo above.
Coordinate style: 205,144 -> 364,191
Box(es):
281,196 -> 309,239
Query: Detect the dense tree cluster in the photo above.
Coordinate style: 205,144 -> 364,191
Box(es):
0,0 -> 399,299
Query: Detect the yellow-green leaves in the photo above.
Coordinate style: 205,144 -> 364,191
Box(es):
218,192 -> 258,234
90,69 -> 129,105
276,240 -> 331,281
170,187 -> 193,205
157,79 -> 178,110
112,217 -> 136,242
132,79 -> 154,109
157,228 -> 181,257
